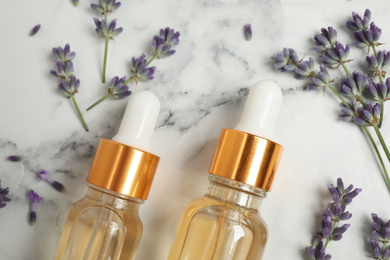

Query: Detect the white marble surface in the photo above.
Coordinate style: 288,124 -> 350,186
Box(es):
1,0 -> 390,259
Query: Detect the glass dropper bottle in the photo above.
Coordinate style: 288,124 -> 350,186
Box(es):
167,80 -> 284,260
54,91 -> 160,260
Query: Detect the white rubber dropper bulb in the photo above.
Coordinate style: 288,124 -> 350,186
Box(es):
235,80 -> 283,141
112,91 -> 160,152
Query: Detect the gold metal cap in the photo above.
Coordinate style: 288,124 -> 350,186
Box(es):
86,138 -> 160,200
209,129 -> 283,191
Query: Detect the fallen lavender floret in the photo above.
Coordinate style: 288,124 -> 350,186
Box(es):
244,24 -> 252,41
0,180 -> 11,208
28,190 -> 42,225
38,170 -> 65,192
370,213 -> 390,260
30,24 -> 41,36
7,155 -> 22,162
308,178 -> 361,260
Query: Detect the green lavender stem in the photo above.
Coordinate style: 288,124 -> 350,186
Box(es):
86,93 -> 111,111
371,44 -> 385,127
70,95 -> 89,131
123,75 -> 135,85
326,84 -> 351,108
341,63 -> 351,76
374,125 -> 390,162
379,101 -> 384,128
146,55 -> 157,67
364,126 -> 390,190
102,36 -> 109,83
324,222 -> 337,248
102,12 -> 109,83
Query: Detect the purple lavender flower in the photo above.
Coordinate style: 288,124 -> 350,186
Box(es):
325,204 -> 352,222
93,18 -> 123,39
28,190 -> 42,225
244,23 -> 252,41
346,9 -> 371,31
308,178 -> 360,260
339,71 -> 367,101
307,65 -> 331,90
50,60 -> 74,80
0,180 -> 11,208
308,240 -> 331,260
295,57 -> 315,78
368,79 -> 390,102
351,101 -> 381,126
314,27 -> 337,52
371,213 -> 390,241
366,50 -> 390,77
7,155 -> 22,162
30,24 -> 41,36
58,75 -> 80,99
108,76 -> 131,98
52,44 -> 76,63
370,214 -> 390,259
86,75 -> 132,111
322,42 -> 350,69
130,53 -> 157,84
152,27 -> 180,58
274,48 -> 300,71
38,170 -> 65,192
353,22 -> 382,49
91,0 -> 121,15
340,101 -> 362,123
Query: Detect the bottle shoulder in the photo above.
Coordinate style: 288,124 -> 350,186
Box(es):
183,196 -> 264,225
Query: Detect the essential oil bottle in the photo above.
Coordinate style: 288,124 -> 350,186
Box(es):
54,91 -> 160,260
167,81 -> 284,260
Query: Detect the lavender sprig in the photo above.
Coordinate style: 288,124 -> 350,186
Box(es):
38,170 -> 65,192
86,27 -> 180,110
273,8 -> 390,192
28,190 -> 42,225
308,178 -> 361,259
91,0 -> 122,83
86,76 -> 131,111
50,44 -> 89,132
370,214 -> 390,260
0,180 -> 11,208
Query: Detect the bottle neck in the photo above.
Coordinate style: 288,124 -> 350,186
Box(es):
205,174 -> 267,211
86,184 -> 144,212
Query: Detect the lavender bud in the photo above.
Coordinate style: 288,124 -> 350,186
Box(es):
7,155 -> 22,162
30,24 -> 41,36
108,76 -> 131,98
346,9 -> 371,31
244,24 -> 252,41
333,224 -> 350,237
